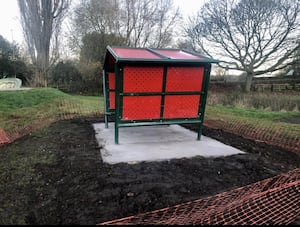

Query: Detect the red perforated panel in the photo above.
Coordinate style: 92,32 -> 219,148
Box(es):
166,67 -> 204,92
164,95 -> 200,118
123,96 -> 161,120
109,92 -> 115,109
123,66 -> 164,92
108,73 -> 115,89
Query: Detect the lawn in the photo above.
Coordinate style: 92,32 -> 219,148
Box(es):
0,88 -> 104,132
205,104 -> 300,138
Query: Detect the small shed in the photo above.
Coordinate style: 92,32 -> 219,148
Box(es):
102,46 -> 218,144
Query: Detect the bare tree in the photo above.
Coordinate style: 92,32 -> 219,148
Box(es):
18,0 -> 70,86
70,0 -> 181,52
69,0 -> 122,55
120,0 -> 181,47
186,0 -> 300,92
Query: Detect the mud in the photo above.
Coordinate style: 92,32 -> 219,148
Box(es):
0,117 -> 299,225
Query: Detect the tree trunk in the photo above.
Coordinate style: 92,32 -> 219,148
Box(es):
244,73 -> 253,92
18,0 -> 69,88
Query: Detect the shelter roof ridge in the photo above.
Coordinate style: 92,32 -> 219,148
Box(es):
104,45 -> 219,69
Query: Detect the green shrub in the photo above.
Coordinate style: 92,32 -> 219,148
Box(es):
49,60 -> 84,94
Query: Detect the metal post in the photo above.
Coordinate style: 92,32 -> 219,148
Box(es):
114,65 -> 121,144
102,70 -> 109,128
160,66 -> 168,118
198,64 -> 212,140
115,122 -> 119,144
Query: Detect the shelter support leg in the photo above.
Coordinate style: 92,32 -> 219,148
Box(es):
115,123 -> 119,144
105,113 -> 108,128
197,124 -> 202,141
102,70 -> 109,129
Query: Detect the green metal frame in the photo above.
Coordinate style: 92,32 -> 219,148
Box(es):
103,46 -> 217,144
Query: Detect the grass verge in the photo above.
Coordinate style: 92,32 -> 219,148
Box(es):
0,87 -> 299,151
0,88 -> 103,132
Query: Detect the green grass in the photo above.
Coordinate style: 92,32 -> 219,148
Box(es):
205,90 -> 300,142
205,104 -> 300,138
207,91 -> 300,112
0,88 -> 69,110
0,88 -> 104,132
1,87 -> 299,144
206,104 -> 300,121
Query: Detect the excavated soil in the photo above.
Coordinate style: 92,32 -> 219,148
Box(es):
0,117 -> 299,225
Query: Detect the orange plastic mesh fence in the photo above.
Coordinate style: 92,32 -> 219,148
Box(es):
1,115 -> 299,155
98,168 -> 300,225
2,110 -> 298,155
0,98 -> 101,146
0,129 -> 10,145
1,98 -> 299,225
0,92 -> 299,155
204,119 -> 300,154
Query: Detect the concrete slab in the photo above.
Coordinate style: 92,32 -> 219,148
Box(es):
93,123 -> 245,164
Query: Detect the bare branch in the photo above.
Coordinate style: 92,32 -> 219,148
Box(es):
186,0 -> 300,91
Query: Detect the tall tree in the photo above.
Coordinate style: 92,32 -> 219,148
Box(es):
80,32 -> 125,64
0,35 -> 32,84
69,0 -> 123,55
0,35 -> 19,77
291,40 -> 300,76
69,0 -> 181,55
121,0 -> 181,47
18,0 -> 70,86
186,0 -> 300,92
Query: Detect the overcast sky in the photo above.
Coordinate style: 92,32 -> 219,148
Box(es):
0,0 -> 205,44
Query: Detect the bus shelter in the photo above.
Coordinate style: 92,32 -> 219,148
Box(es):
102,46 -> 218,144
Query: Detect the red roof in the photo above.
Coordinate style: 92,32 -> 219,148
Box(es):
112,47 -> 161,59
104,46 -> 218,71
153,49 -> 203,60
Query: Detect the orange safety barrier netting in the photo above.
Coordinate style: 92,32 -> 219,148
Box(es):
1,117 -> 299,155
203,119 -> 300,154
0,95 -> 299,155
98,168 -> 300,225
0,129 -> 10,145
1,121 -> 299,156
0,98 -> 102,147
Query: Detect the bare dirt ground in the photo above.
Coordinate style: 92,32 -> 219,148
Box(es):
0,116 -> 299,225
